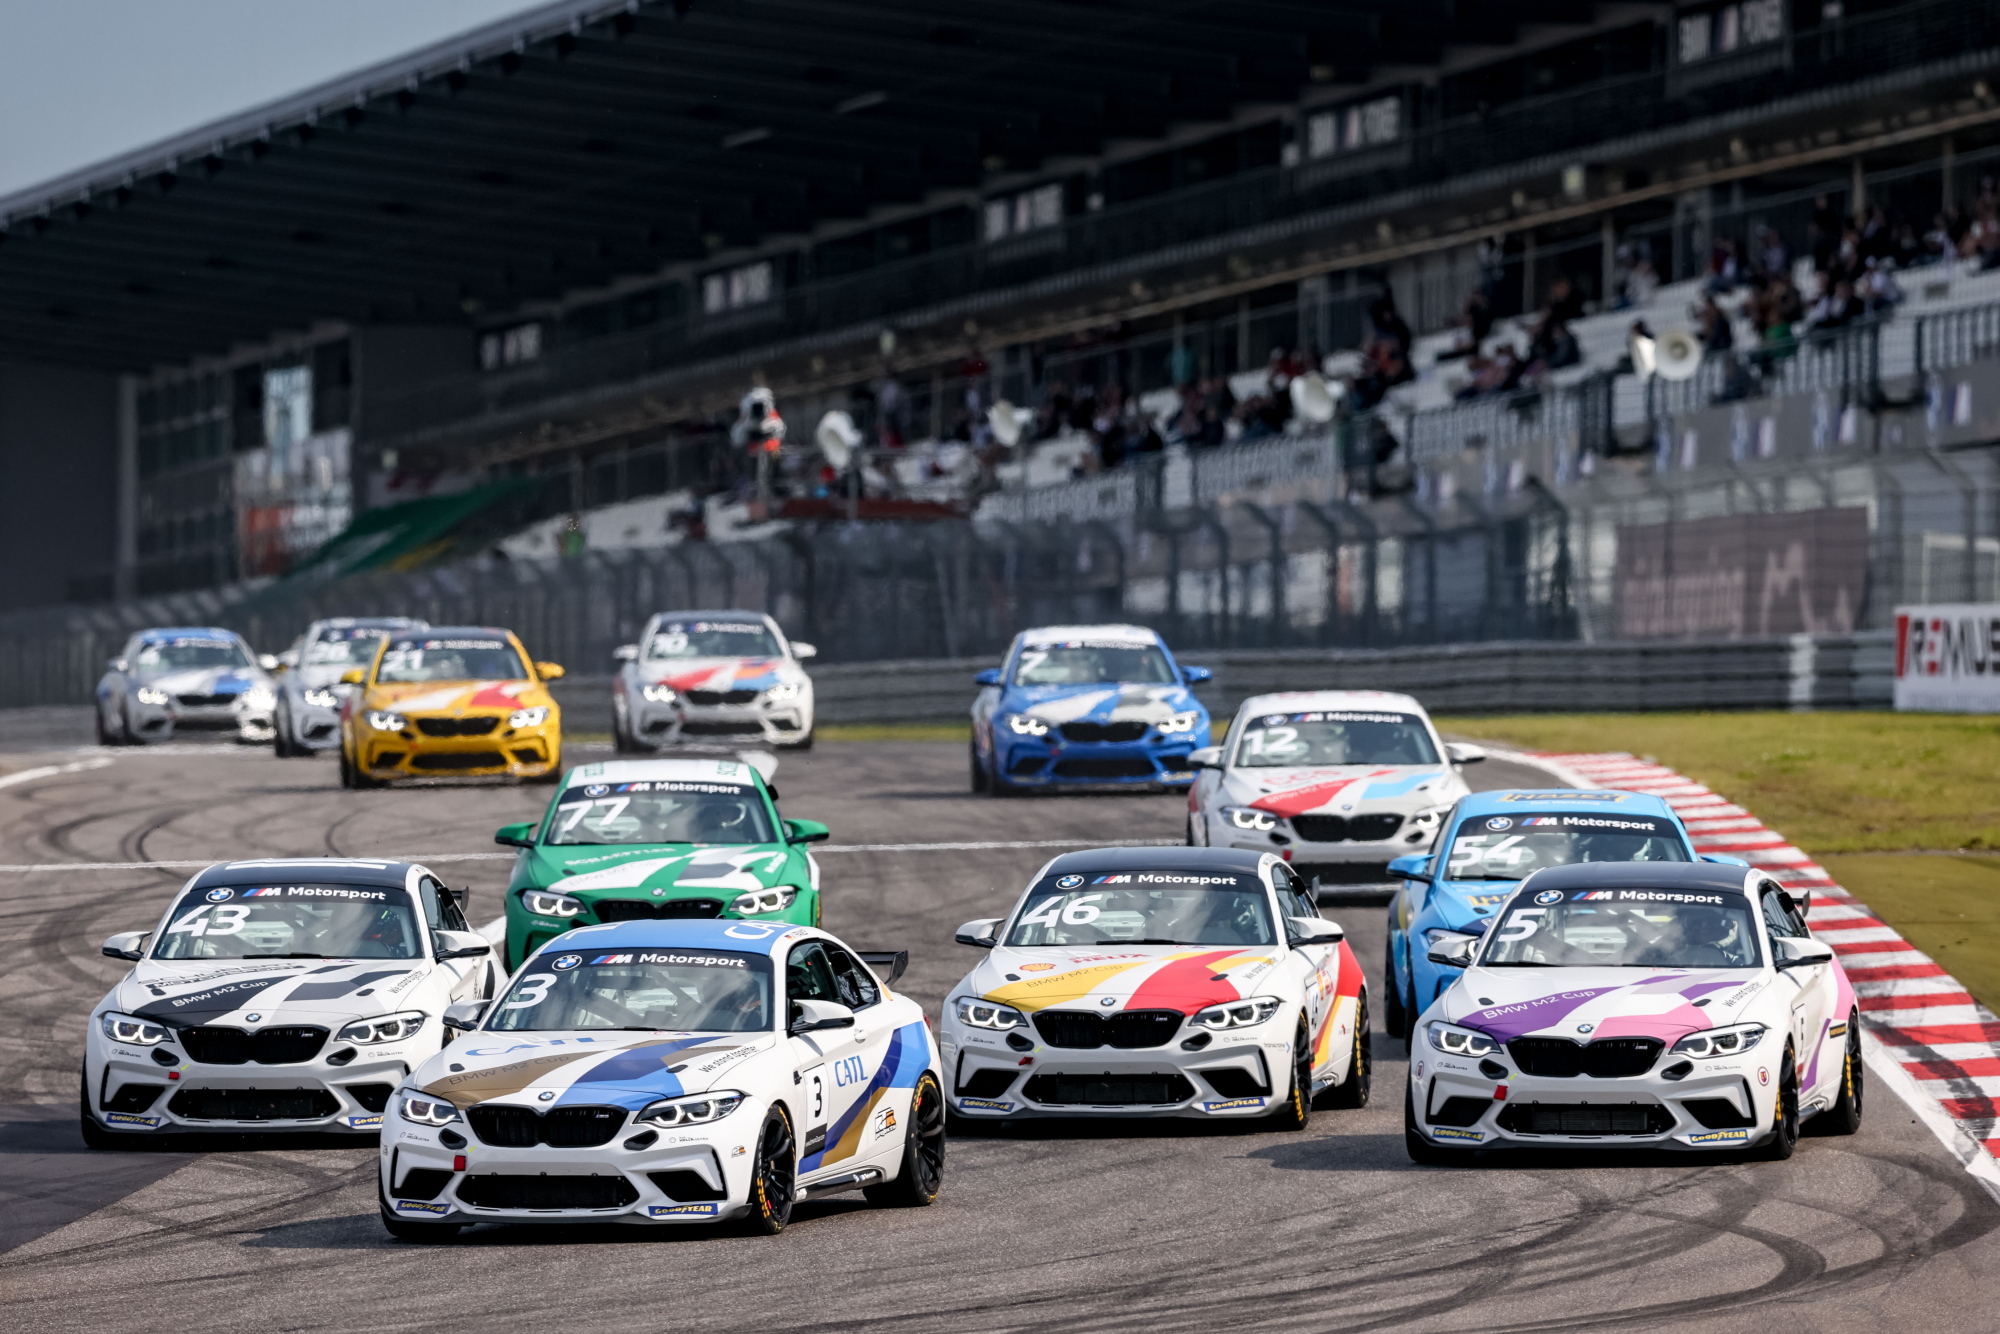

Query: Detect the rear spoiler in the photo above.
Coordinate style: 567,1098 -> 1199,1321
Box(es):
858,950 -> 909,986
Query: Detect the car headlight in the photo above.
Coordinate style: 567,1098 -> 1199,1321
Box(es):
1005,713 -> 1048,736
954,996 -> 1028,1030
1156,710 -> 1202,735
302,687 -> 340,709
135,687 -> 169,706
1424,927 -> 1479,948
401,1093 -> 460,1126
241,686 -> 275,710
731,886 -> 799,915
509,706 -> 549,729
522,889 -> 583,918
764,682 -> 802,702
1426,1021 -> 1499,1056
1190,996 -> 1284,1030
1670,1023 -> 1768,1058
1406,805 -> 1450,832
636,1091 -> 745,1127
337,1011 -> 427,1045
367,710 -> 406,732
1226,806 -> 1279,832
101,1012 -> 170,1046
641,683 -> 677,704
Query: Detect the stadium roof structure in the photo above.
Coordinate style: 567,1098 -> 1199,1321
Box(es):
0,0 -> 1622,372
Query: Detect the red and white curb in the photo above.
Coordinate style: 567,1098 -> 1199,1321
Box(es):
1516,748 -> 2000,1196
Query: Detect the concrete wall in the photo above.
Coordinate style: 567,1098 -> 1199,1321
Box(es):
0,358 -> 118,610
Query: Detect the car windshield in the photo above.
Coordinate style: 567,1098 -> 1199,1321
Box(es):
544,780 -> 775,845
1445,812 -> 1692,882
302,628 -> 393,667
152,884 -> 422,960
488,947 -> 773,1032
1013,640 -> 1176,685
134,638 -> 248,672
376,636 -> 526,683
1006,871 -> 1274,947
1481,890 -> 1761,968
1233,709 -> 1440,767
646,620 -> 782,659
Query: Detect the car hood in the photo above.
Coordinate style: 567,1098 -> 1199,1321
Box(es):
1000,681 -> 1200,724
644,657 -> 799,694
364,679 -> 551,713
412,1030 -> 777,1110
111,958 -> 431,1027
967,943 -> 1281,1015
133,665 -> 268,696
1425,879 -> 1524,928
526,844 -> 801,897
1219,764 -> 1457,817
1444,966 -> 1767,1044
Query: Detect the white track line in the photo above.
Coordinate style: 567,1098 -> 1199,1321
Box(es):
0,758 -> 113,790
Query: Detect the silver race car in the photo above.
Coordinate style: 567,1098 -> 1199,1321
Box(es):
613,610 -> 817,752
95,626 -> 278,746
271,617 -> 427,757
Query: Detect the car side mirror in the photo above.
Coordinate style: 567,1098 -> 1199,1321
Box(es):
1773,936 -> 1834,970
1427,933 -> 1480,967
434,929 -> 491,961
1181,665 -> 1212,684
494,822 -> 537,848
536,662 -> 565,681
1286,917 -> 1344,946
614,643 -> 639,662
857,950 -> 909,985
441,1001 -> 488,1033
109,657 -> 129,673
101,931 -> 146,962
1387,853 -> 1434,883
339,668 -> 365,685
791,642 -> 818,660
1701,853 -> 1749,867
1445,743 -> 1486,765
784,817 -> 830,844
1186,746 -> 1221,769
973,668 -> 1002,687
955,917 -> 1001,948
790,999 -> 856,1035
257,653 -> 279,671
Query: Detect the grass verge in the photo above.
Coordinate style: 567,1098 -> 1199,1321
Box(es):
1816,854 -> 2000,1012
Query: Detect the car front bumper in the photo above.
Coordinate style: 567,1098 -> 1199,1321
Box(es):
126,699 -> 274,742
631,697 -> 810,745
506,893 -> 817,966
285,696 -> 344,749
940,1014 -> 1288,1119
86,1040 -> 413,1134
354,720 -> 559,780
994,736 -> 1199,788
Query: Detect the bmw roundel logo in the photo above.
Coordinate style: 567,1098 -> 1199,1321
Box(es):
1485,817 -> 1513,831
1263,715 -> 1286,728
550,954 -> 583,971
538,1091 -> 556,1102
1576,1023 -> 1594,1034
584,784 -> 609,797
1534,889 -> 1564,905
205,887 -> 235,902
1055,874 -> 1084,890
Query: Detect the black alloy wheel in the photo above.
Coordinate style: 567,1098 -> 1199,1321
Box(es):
273,703 -> 297,757
866,1075 -> 946,1207
1321,991 -> 1373,1110
1758,1045 -> 1801,1160
377,1181 -> 463,1243
1809,1014 -> 1864,1137
1382,939 -> 1408,1039
1262,1023 -> 1313,1131
968,741 -> 989,793
745,1106 -> 797,1235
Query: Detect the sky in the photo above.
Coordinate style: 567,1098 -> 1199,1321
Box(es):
0,1 -> 551,199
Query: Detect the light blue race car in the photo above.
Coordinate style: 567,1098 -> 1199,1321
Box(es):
969,624 -> 1211,794
1382,789 -> 1748,1042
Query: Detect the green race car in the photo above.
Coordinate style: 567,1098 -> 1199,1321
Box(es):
494,755 -> 829,969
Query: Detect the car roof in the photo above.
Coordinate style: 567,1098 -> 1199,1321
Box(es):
188,858 -> 416,889
531,919 -> 807,958
313,617 -> 425,630
1041,846 -> 1268,875
389,625 -> 516,639
561,758 -> 766,786
1238,689 -> 1428,716
1521,863 -> 1756,895
1455,788 -> 1679,820
1017,623 -> 1161,646
650,610 -> 774,624
138,626 -> 238,640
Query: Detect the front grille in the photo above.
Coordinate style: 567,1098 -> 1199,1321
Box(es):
681,721 -> 765,735
1050,757 -> 1156,779
467,1103 -> 627,1148
1507,1037 -> 1663,1079
1022,1072 -> 1197,1106
104,1082 -> 163,1113
179,1025 -> 328,1065
415,716 -> 499,737
1430,1095 -> 1493,1127
686,689 -> 761,705
1032,1009 -> 1183,1049
1295,862 -> 1395,886
167,1086 -> 341,1120
1291,813 -> 1404,843
456,1174 -> 640,1211
1202,1067 -> 1270,1099
1058,721 -> 1149,743
346,1083 -> 394,1113
411,750 -> 507,770
1496,1102 -> 1674,1136
957,1069 -> 1019,1098
1683,1095 -> 1759,1129
394,1168 -> 454,1201
592,897 -> 723,922
175,692 -> 235,707
648,1168 -> 726,1202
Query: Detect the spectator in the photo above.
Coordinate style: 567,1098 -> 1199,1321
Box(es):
1752,226 -> 1789,282
1435,289 -> 1493,361
1697,295 -> 1735,354
1526,309 -> 1580,372
1367,293 -> 1412,358
1860,258 -> 1903,315
1805,276 -> 1864,332
1704,237 -> 1742,294
1616,242 -> 1659,309
1546,276 -> 1586,324
1809,193 -> 1843,272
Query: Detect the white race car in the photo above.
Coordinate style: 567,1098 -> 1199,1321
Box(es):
940,847 -> 1368,1127
1407,862 -> 1862,1161
613,610 -> 817,751
1188,690 -> 1480,894
84,859 -> 496,1145
377,919 -> 942,1239
95,626 -> 279,746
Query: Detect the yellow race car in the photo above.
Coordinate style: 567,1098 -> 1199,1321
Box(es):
337,626 -> 564,787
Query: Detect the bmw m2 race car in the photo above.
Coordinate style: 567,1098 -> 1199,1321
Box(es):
494,755 -> 831,969
969,624 -> 1211,794
272,617 -> 426,757
612,611 -> 817,752
84,858 -> 495,1146
378,919 -> 943,1239
338,626 -> 564,787
940,847 -> 1368,1127
95,627 -> 278,746
1406,862 -> 1861,1162
1187,691 -> 1479,893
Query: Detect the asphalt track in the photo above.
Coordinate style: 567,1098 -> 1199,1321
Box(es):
1,732 -> 1997,1333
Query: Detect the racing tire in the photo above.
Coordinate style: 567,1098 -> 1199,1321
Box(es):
93,706 -> 112,748
1382,940 -> 1408,1040
339,747 -> 378,790
1808,1015 -> 1864,1137
783,731 -> 815,752
78,1069 -> 119,1151
744,1106 -> 797,1235
1319,991 -> 1373,1110
1404,1081 -> 1473,1166
273,708 -> 298,758
1756,1045 -> 1801,1161
969,742 -> 989,794
377,1182 -> 463,1243
1261,1024 -> 1313,1132
1186,813 -> 1206,847
865,1075 -> 945,1208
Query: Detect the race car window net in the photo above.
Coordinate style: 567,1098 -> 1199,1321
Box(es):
1443,813 -> 1691,882
1011,643 -> 1175,686
1005,873 -> 1274,947
152,885 -> 423,960
491,948 -> 773,1032
132,638 -> 248,671
544,783 -> 775,846
645,621 -> 781,659
1480,893 -> 1760,969
1230,711 -> 1440,767
301,629 -> 391,666
375,638 -> 526,683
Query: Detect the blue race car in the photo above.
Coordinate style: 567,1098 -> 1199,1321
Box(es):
1382,789 -> 1746,1041
969,624 -> 1211,794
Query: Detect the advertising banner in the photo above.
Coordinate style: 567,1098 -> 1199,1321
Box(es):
1614,508 -> 1868,641
1894,604 -> 2000,712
